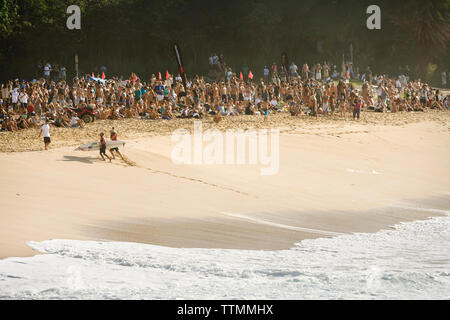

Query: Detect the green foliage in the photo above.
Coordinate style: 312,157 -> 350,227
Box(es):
0,0 -> 18,37
0,0 -> 449,83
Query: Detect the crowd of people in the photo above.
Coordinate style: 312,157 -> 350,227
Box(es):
0,61 -> 449,133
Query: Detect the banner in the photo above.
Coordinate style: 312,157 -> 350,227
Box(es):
173,43 -> 187,89
89,76 -> 106,84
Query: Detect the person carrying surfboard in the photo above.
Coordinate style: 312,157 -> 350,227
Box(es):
99,132 -> 111,162
109,127 -> 124,160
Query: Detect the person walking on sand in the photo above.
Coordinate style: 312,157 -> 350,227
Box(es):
109,127 -> 124,160
39,119 -> 51,150
99,132 -> 111,162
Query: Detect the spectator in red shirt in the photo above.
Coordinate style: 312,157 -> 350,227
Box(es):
353,97 -> 362,120
27,104 -> 35,118
109,127 -> 124,160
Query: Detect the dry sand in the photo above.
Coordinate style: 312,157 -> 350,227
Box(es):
1,111 -> 450,258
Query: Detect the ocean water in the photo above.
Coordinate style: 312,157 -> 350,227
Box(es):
0,209 -> 449,300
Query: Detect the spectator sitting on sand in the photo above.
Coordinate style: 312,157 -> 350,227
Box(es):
162,103 -> 173,120
16,115 -> 29,129
69,114 -> 84,128
0,62 -> 446,134
6,116 -> 18,131
54,112 -> 70,127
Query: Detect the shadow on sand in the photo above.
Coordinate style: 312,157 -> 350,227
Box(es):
60,155 -> 98,164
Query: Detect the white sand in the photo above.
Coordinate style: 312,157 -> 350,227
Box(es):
1,120 -> 450,258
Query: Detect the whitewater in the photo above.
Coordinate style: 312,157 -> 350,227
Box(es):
0,211 -> 449,300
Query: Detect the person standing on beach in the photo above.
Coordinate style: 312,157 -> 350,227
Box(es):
39,119 -> 51,150
353,97 -> 362,120
109,127 -> 124,160
99,132 -> 111,162
302,63 -> 309,80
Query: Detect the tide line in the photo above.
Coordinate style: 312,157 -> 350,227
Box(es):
221,212 -> 344,237
390,204 -> 450,215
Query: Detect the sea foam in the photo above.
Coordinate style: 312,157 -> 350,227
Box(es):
0,210 -> 449,300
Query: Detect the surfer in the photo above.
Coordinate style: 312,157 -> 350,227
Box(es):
99,132 -> 111,162
109,127 -> 124,160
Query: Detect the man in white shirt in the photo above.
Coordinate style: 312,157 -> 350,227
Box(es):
376,85 -> 383,101
208,54 -> 214,68
44,63 -> 51,78
270,98 -> 278,108
11,88 -> 19,105
263,66 -> 270,83
212,53 -> 219,71
60,66 -> 67,80
395,78 -> 402,91
0,84 -> 9,102
19,90 -> 28,107
377,76 -> 383,86
289,62 -> 298,78
226,69 -> 232,82
39,119 -> 51,150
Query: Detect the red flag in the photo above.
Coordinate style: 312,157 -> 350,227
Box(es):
166,70 -> 170,80
346,70 -> 350,79
91,72 -> 94,77
248,71 -> 254,80
101,72 -> 105,79
240,72 -> 243,81
158,72 -> 162,80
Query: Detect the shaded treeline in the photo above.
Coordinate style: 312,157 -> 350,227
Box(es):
1,0 -> 449,83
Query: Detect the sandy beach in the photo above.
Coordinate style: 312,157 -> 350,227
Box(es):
1,111 -> 450,259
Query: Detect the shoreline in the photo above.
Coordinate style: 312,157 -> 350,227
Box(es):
2,197 -> 449,260
1,114 -> 450,259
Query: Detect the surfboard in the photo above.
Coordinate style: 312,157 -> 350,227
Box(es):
76,140 -> 126,151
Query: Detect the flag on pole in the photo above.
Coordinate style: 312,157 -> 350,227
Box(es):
92,72 -> 94,77
248,71 -> 254,80
101,72 -> 105,79
158,72 -> 162,80
166,70 -> 170,80
240,72 -> 243,81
